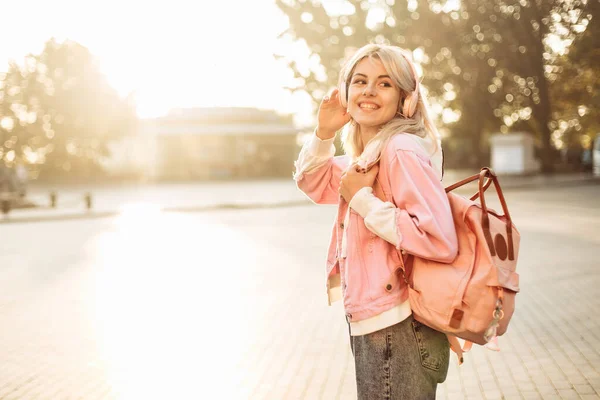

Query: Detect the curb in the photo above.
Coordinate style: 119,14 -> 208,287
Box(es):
0,200 -> 314,225
0,210 -> 119,225
2,176 -> 598,225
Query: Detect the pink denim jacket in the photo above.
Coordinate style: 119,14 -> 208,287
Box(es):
295,133 -> 458,323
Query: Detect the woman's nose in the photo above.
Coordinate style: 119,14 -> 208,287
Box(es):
363,84 -> 376,96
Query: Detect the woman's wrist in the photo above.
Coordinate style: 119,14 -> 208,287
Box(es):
315,126 -> 336,140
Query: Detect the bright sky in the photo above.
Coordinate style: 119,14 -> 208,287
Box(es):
0,0 -> 315,124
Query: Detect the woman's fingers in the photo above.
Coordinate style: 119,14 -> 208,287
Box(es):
322,88 -> 337,102
355,165 -> 369,174
367,164 -> 379,175
321,88 -> 342,108
364,165 -> 380,185
318,88 -> 350,138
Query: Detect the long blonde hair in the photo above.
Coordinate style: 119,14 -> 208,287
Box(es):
337,44 -> 441,161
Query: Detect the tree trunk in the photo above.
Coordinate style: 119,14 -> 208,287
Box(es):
536,81 -> 555,174
530,3 -> 556,173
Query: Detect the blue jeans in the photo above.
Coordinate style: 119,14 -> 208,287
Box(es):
349,315 -> 450,399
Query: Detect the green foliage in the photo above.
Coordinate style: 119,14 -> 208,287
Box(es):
0,38 -> 137,179
276,0 -> 590,171
551,0 -> 600,150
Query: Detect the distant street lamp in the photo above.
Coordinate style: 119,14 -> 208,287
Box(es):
1,181 -> 12,216
1,199 -> 10,216
84,192 -> 92,210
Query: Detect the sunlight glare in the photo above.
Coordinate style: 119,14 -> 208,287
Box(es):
0,0 -> 313,125
89,210 -> 256,398
117,202 -> 162,220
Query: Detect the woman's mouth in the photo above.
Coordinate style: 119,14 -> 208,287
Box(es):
358,102 -> 379,110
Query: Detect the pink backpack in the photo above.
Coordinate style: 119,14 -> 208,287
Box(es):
400,168 -> 520,362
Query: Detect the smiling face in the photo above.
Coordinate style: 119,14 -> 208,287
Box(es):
346,56 -> 401,135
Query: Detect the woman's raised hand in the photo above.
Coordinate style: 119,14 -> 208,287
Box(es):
316,88 -> 351,140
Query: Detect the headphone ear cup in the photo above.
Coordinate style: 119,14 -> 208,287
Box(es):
403,93 -> 418,117
402,94 -> 412,117
409,92 -> 419,117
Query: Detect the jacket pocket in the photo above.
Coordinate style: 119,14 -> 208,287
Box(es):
411,319 -> 450,383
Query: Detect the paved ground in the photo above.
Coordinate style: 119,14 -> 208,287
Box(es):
2,171 -> 598,223
0,182 -> 599,399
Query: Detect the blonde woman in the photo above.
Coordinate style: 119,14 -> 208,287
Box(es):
294,44 -> 458,399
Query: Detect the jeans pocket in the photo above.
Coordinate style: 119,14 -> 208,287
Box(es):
411,319 -> 450,382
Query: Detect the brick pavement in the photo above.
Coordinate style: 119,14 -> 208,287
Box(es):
0,184 -> 598,399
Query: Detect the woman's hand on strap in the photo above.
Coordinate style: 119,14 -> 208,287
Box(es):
316,88 -> 351,140
339,163 -> 380,203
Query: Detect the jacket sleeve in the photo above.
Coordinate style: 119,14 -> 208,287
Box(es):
294,134 -> 350,205
349,149 -> 457,262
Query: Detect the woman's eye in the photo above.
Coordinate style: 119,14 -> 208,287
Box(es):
352,79 -> 366,84
380,82 -> 392,87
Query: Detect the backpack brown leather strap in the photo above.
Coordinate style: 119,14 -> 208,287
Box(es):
445,171 -> 494,200
444,173 -> 480,192
477,168 -> 515,261
445,168 -> 515,261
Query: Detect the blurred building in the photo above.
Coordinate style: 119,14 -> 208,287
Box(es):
105,107 -> 299,181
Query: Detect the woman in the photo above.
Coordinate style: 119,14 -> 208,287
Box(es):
293,44 -> 458,399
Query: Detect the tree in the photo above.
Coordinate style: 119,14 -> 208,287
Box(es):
0,38 -> 137,179
276,0 -> 589,171
551,0 -> 600,154
465,0 -> 590,172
